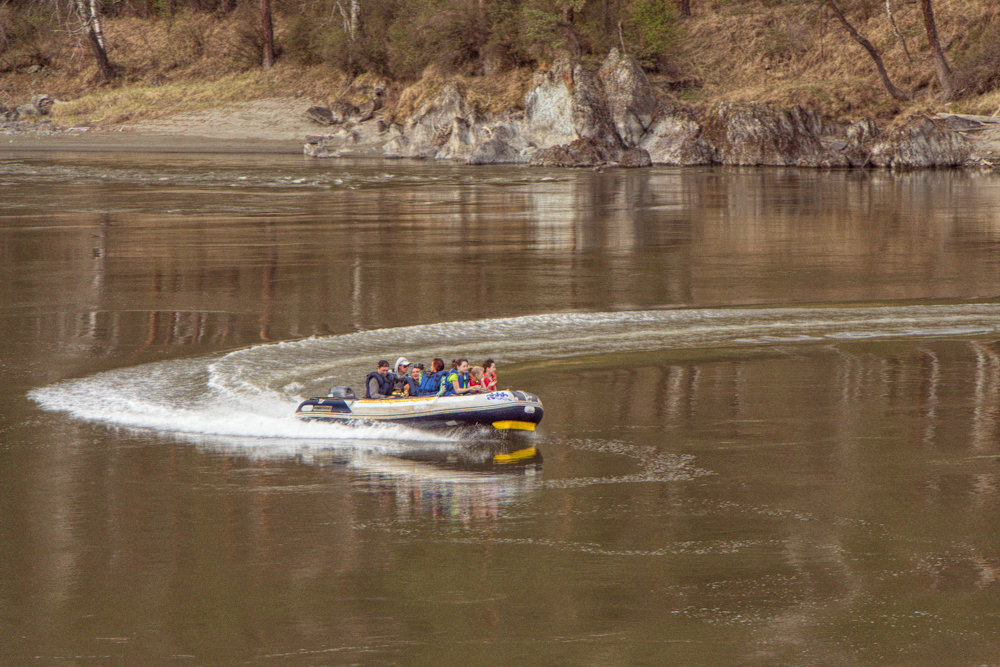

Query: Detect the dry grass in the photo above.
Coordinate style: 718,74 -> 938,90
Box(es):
2,0 -> 999,126
675,0 -> 1000,119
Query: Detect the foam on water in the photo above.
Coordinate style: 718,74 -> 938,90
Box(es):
29,303 -> 1000,450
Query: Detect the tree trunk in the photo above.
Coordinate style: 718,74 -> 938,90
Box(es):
260,0 -> 275,70
678,0 -> 691,17
885,0 -> 912,63
75,0 -> 115,82
349,0 -> 360,40
920,0 -> 955,101
823,0 -> 911,101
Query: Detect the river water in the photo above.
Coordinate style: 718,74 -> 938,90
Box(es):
3,148 -> 1000,663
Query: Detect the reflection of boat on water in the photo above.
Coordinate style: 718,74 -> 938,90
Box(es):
349,441 -> 543,522
295,387 -> 544,431
385,440 -> 543,473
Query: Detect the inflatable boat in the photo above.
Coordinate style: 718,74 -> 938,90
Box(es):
295,387 -> 543,431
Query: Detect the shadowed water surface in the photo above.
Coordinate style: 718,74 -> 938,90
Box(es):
3,151 -> 1000,663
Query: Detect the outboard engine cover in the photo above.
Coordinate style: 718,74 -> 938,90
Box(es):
328,386 -> 357,399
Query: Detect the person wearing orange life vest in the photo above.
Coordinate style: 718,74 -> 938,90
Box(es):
481,358 -> 498,392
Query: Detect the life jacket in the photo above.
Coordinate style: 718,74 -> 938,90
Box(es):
442,370 -> 470,396
365,371 -> 394,399
419,370 -> 446,395
483,372 -> 497,392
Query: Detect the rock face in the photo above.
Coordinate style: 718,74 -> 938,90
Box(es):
639,102 -> 712,165
869,116 -> 972,169
701,102 -> 847,167
522,58 -> 576,148
531,138 -> 620,167
598,49 -> 656,148
304,51 -> 976,170
468,137 -> 526,165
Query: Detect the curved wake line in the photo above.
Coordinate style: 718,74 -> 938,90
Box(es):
29,303 -> 1000,444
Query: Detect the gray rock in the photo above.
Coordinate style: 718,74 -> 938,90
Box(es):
598,49 -> 657,148
618,147 -> 652,168
571,64 -> 623,156
869,116 -> 972,169
530,138 -> 620,168
15,94 -> 53,119
306,106 -> 335,125
701,102 -> 847,167
522,57 -> 576,147
640,102 -> 712,165
467,137 -> 526,165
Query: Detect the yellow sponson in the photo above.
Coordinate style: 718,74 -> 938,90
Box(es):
493,447 -> 538,463
492,420 -> 536,431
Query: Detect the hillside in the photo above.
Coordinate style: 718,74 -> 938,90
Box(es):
1,0 -> 998,129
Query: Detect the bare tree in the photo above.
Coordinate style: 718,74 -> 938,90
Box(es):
823,0 -> 910,101
336,0 -> 361,40
920,0 -> 955,100
260,0 -> 275,69
74,0 -> 115,82
884,0 -> 912,63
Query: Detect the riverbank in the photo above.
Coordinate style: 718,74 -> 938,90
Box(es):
3,2 -> 999,167
6,92 -> 1000,168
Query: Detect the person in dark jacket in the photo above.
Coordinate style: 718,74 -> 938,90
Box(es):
365,360 -> 394,399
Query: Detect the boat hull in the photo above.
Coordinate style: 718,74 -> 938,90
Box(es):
295,389 -> 544,431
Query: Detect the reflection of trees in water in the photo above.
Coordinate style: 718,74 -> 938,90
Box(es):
8,168 -> 1000,355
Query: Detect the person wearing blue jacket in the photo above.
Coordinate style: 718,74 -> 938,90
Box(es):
419,358 -> 448,396
442,358 -> 484,396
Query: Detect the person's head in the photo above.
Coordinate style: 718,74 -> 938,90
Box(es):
410,366 -> 422,380
377,360 -> 390,375
432,358 -> 445,373
483,358 -> 496,374
395,357 -> 410,374
455,358 -> 469,373
470,365 -> 484,380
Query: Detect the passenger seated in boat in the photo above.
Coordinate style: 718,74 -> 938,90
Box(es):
404,363 -> 425,396
481,359 -> 498,392
443,358 -> 485,396
419,358 -> 447,396
470,365 -> 485,389
365,360 -> 395,399
391,357 -> 411,395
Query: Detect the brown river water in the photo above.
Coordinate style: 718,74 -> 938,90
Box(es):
3,148 -> 1000,663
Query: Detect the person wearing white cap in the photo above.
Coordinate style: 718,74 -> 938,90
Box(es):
391,356 -> 411,395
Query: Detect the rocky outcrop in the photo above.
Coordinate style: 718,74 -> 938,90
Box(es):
531,138 -> 620,167
701,102 -> 848,167
598,49 -> 656,148
618,147 -> 653,168
303,51 -> 977,170
521,58 -> 575,148
468,137 -> 527,165
869,116 -> 973,169
639,102 -> 712,165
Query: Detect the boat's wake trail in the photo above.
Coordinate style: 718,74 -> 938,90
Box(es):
28,303 -> 1000,447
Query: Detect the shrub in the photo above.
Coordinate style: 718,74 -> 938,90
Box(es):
624,0 -> 678,70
